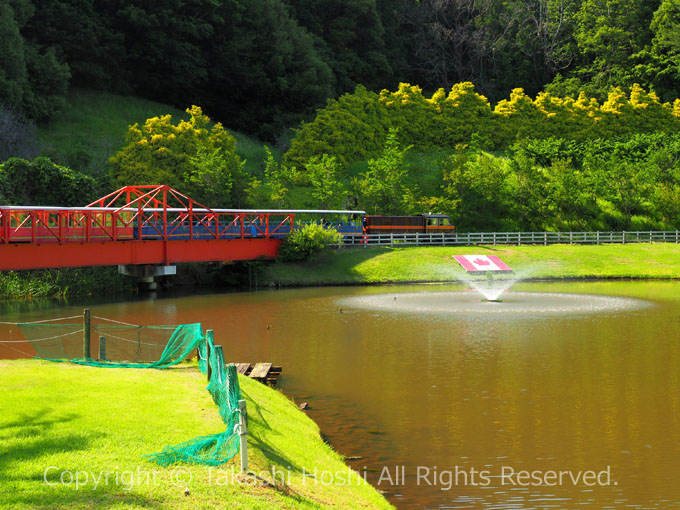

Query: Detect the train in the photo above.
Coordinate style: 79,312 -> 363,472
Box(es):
361,213 -> 454,234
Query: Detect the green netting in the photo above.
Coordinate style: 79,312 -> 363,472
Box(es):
18,322 -> 205,368
145,333 -> 243,466
16,319 -> 242,466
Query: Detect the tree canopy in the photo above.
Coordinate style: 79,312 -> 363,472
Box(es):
2,0 -> 679,139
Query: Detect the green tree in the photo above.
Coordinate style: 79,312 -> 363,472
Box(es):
0,157 -> 97,206
542,158 -> 598,229
305,154 -> 346,209
21,45 -> 70,120
0,1 -> 28,110
110,106 -> 245,207
247,147 -> 293,208
355,128 -> 413,214
572,0 -> 656,92
200,0 -> 334,141
440,150 -> 516,230
105,0 -> 220,106
631,0 -> 680,100
23,0 -> 124,89
288,0 -> 392,93
587,153 -> 655,226
0,0 -> 70,120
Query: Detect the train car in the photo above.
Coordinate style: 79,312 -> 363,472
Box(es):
363,213 -> 454,234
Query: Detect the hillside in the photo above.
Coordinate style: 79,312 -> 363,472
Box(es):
36,90 -> 276,183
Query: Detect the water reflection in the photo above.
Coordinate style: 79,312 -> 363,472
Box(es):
340,290 -> 651,315
1,281 -> 679,509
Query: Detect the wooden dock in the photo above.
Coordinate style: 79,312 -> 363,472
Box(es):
236,362 -> 282,386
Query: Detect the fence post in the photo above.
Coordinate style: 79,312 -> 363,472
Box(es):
237,399 -> 248,472
98,336 -> 107,361
390,233 -> 394,247
622,231 -> 626,245
206,329 -> 214,382
596,231 -> 599,245
213,345 -> 225,380
83,309 -> 91,360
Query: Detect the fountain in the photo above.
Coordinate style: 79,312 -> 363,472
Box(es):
455,270 -> 523,302
452,254 -> 519,302
338,254 -> 651,316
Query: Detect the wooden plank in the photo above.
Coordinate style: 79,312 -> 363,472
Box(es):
236,363 -> 251,375
249,362 -> 272,379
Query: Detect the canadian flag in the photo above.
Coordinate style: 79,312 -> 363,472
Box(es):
453,255 -> 512,273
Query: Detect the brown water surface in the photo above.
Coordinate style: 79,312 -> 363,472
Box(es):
1,281 -> 679,509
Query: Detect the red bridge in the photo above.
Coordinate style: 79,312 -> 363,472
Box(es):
0,185 -> 362,271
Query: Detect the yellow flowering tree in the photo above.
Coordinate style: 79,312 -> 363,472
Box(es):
110,106 -> 246,207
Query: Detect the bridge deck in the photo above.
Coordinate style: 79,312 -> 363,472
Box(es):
0,184 -> 364,271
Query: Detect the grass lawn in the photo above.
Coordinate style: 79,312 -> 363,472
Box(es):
0,360 -> 392,510
264,244 -> 680,286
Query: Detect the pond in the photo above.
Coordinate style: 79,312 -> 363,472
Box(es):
2,280 -> 679,509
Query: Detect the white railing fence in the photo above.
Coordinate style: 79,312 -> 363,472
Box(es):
339,230 -> 680,248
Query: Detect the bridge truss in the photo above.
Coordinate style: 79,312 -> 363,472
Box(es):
0,185 -> 318,270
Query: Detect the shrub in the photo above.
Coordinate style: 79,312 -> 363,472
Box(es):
0,156 -> 97,206
278,223 -> 341,262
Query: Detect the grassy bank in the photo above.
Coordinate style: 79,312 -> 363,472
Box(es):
0,359 -> 392,510
264,244 -> 680,286
3,244 -> 677,300
0,267 -> 135,300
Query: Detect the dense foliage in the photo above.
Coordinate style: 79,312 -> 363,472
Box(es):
3,0 -> 680,141
285,82 -> 680,166
278,223 -> 342,261
110,106 -> 247,207
0,156 -> 97,206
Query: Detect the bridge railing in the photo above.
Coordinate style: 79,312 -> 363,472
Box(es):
0,206 -> 297,244
339,230 -> 680,247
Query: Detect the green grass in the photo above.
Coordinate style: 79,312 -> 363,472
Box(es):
37,90 -> 188,177
0,267 -> 134,300
0,359 -> 393,510
36,90 -> 276,179
264,244 -> 680,286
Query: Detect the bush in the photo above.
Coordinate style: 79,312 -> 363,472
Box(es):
0,156 -> 97,206
278,223 -> 341,262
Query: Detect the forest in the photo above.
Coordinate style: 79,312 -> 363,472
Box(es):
1,0 -> 680,231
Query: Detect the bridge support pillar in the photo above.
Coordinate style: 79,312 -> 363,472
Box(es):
118,264 -> 177,291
